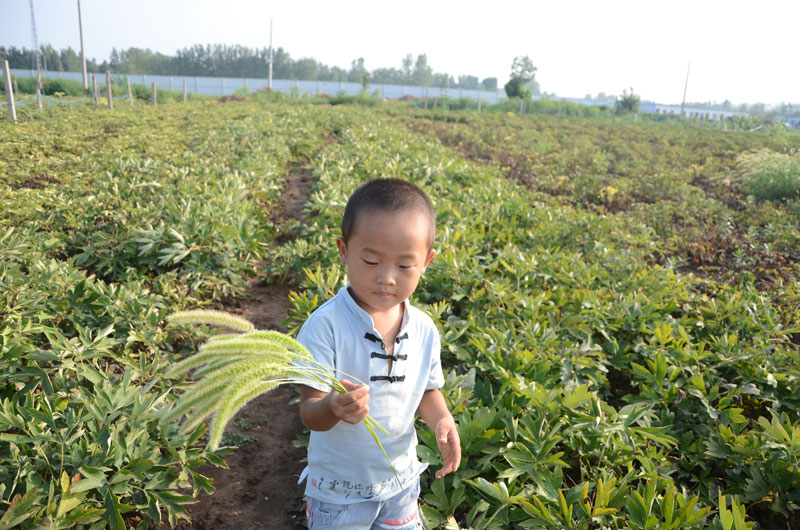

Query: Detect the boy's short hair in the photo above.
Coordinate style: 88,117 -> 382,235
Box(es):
341,178 -> 435,249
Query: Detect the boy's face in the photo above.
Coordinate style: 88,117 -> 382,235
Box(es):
337,209 -> 435,316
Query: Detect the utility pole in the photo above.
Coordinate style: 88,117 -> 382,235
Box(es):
268,18 -> 273,90
3,61 -> 17,122
29,0 -> 41,73
680,61 -> 690,117
77,0 -> 88,89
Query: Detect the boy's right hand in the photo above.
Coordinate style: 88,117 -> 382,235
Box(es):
328,379 -> 370,424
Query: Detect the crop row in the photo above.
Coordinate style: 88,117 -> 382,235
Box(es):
277,108 -> 800,528
0,101 -> 353,528
1,100 -> 798,529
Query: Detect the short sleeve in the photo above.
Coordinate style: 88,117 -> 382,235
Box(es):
426,327 -> 445,390
294,315 -> 336,393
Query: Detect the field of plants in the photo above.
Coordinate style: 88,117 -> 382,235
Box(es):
2,98 -> 799,529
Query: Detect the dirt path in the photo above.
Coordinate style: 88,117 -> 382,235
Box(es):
168,166 -> 315,530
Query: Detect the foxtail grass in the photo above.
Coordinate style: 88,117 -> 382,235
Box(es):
164,309 -> 401,487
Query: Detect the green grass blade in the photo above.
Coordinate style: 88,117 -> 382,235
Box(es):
363,417 -> 401,489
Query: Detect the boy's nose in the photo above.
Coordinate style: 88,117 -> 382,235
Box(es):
377,267 -> 395,285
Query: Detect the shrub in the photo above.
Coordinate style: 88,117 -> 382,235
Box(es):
7,76 -> 88,96
736,149 -> 800,202
328,91 -> 381,106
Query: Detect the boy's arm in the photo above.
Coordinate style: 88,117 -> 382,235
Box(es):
417,388 -> 461,479
299,380 -> 371,431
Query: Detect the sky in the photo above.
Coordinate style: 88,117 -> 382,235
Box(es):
2,0 -> 798,106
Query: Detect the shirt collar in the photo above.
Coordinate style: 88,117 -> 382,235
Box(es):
339,284 -> 411,333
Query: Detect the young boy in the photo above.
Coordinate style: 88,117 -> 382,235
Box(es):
296,178 -> 461,529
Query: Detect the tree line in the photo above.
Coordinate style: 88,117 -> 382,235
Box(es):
0,44 -> 498,91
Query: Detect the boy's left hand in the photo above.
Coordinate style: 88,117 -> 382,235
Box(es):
434,416 -> 461,479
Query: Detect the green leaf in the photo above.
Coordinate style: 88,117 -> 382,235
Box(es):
627,491 -> 648,526
56,492 -> 86,519
59,506 -> 104,526
470,477 -> 508,503
662,487 -> 675,527
150,490 -> 193,526
73,466 -> 108,493
0,489 -> 41,530
629,426 -> 678,447
719,493 -> 733,530
125,458 -> 155,476
731,497 -> 748,530
190,471 -> 215,496
103,489 -> 127,530
562,384 -> 593,409
0,433 -> 49,443
594,476 -> 617,509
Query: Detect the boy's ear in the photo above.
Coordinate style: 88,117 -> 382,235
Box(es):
422,249 -> 435,273
336,237 -> 348,263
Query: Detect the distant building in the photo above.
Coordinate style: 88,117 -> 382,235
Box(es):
641,102 -> 740,121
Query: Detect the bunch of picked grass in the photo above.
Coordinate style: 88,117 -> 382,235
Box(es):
163,309 -> 398,483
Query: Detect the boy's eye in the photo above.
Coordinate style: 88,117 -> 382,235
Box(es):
399,265 -> 412,270
362,259 -> 377,266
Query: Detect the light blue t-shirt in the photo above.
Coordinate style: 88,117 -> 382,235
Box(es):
295,285 -> 445,504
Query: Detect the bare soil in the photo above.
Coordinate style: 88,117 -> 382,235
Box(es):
161,165 -> 315,529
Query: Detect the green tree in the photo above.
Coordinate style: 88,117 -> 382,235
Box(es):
511,55 -> 537,80
372,67 -> 403,84
412,54 -> 432,87
59,47 -> 82,72
318,65 -> 347,82
504,55 -> 537,99
294,58 -> 319,80
458,75 -> 479,90
401,53 -> 413,84
348,57 -> 369,89
433,73 -> 453,90
481,77 -> 498,90
615,87 -> 640,114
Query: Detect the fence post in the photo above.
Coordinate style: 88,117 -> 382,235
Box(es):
13,75 -> 18,97
519,98 -> 524,116
477,95 -> 481,113
36,71 -> 43,110
152,82 -> 157,106
183,79 -> 187,102
106,70 -> 113,110
92,74 -> 98,104
3,61 -> 17,122
127,75 -> 133,105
